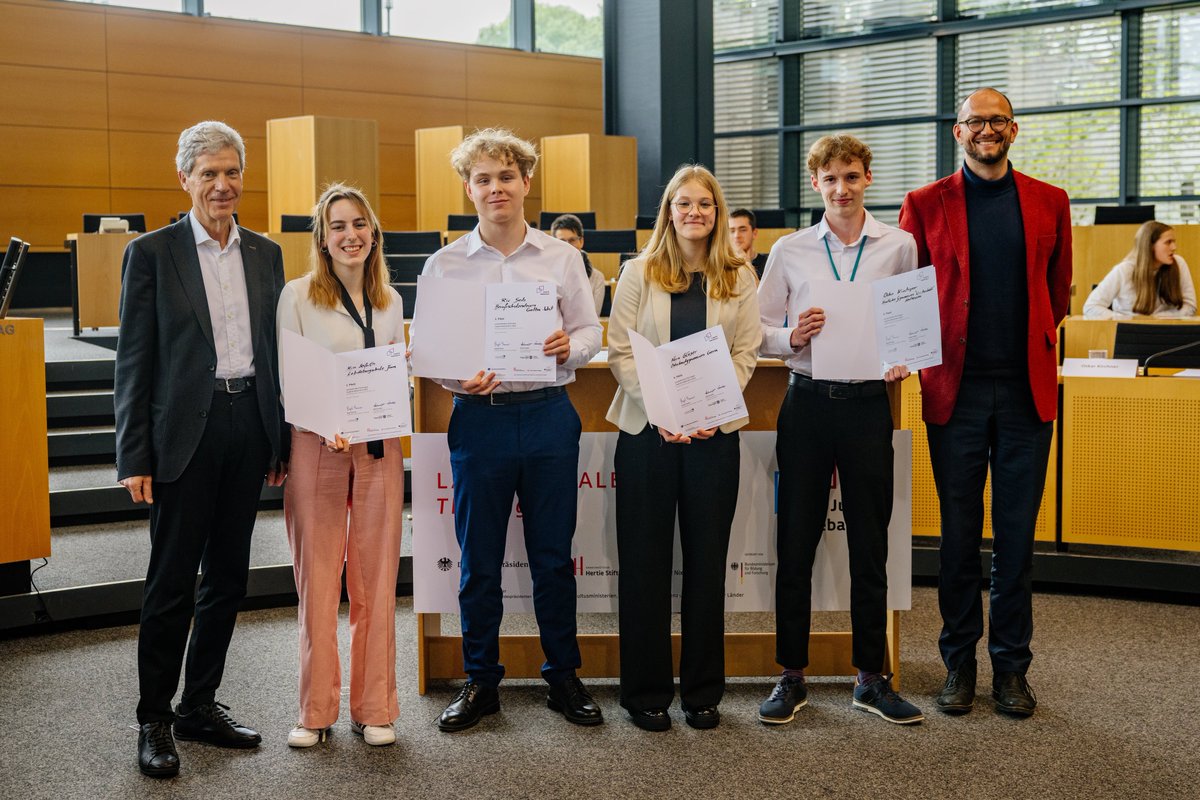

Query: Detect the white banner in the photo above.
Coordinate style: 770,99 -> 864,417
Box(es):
411,430 -> 912,613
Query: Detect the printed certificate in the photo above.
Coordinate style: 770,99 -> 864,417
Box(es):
629,326 -> 748,434
281,328 -> 412,443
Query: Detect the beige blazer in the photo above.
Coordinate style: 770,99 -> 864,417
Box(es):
606,256 -> 762,435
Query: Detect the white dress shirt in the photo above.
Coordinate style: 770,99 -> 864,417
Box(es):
411,225 -> 603,393
1083,254 -> 1197,319
758,210 -> 917,377
190,212 -> 254,379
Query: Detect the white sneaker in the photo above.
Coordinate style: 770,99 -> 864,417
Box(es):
287,725 -> 327,748
351,720 -> 396,746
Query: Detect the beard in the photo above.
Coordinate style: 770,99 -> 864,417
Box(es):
965,136 -> 1011,165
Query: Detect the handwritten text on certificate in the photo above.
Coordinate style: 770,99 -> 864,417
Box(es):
871,266 -> 942,372
484,282 -> 556,381
281,329 -> 412,444
629,326 -> 748,434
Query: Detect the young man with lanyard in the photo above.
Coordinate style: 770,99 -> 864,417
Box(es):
411,128 -> 604,732
756,134 -> 922,725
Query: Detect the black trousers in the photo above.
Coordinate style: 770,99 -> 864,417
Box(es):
927,375 -> 1052,675
136,390 -> 272,723
774,383 -> 893,673
615,425 -> 739,712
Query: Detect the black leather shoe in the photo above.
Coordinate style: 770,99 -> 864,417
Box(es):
172,702 -> 261,748
437,682 -> 500,732
547,676 -> 603,725
992,671 -> 1037,717
138,721 -> 179,778
683,705 -> 720,730
627,708 -> 671,732
936,661 -> 977,714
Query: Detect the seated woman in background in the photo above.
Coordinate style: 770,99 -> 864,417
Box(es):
1083,220 -> 1197,318
277,183 -> 406,748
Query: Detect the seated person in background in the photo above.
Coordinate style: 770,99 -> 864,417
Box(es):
1083,220 -> 1197,318
730,208 -> 769,278
551,213 -> 607,315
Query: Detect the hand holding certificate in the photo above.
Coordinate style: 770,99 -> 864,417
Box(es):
807,266 -> 942,380
629,326 -> 748,435
410,275 -> 557,381
281,329 -> 412,443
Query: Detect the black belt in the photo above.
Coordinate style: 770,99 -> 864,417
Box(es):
788,372 -> 885,399
214,376 -> 255,394
455,385 -> 566,406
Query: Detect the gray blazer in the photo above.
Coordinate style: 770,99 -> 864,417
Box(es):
114,216 -> 288,483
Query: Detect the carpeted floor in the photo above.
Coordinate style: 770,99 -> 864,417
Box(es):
1,588 -> 1196,799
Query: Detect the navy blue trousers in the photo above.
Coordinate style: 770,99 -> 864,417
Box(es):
926,375 -> 1053,675
448,392 -> 583,686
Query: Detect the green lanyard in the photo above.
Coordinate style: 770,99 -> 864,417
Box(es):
823,235 -> 868,281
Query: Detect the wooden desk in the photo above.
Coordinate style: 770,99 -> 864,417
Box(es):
0,318 -> 50,564
1060,315 -> 1200,360
1061,375 -> 1200,551
68,232 -> 138,334
412,359 -> 902,693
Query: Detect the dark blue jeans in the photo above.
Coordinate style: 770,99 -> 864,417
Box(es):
926,376 -> 1053,675
447,392 -> 583,687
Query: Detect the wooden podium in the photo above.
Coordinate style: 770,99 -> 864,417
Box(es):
540,134 -> 637,230
68,232 -> 139,334
411,360 -> 902,694
0,318 -> 51,572
415,126 -> 469,235
267,116 -> 379,233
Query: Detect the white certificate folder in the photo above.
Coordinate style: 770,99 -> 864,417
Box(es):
629,326 -> 748,434
280,328 -> 412,443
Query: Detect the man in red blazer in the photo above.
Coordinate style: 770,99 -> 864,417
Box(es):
899,88 -> 1071,718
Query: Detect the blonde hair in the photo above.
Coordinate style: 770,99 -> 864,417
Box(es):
1130,220 -> 1184,315
807,134 -> 872,175
640,165 -> 749,301
450,128 -> 538,180
307,183 -> 392,311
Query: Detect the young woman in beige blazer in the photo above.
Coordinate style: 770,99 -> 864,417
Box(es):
606,165 -> 761,732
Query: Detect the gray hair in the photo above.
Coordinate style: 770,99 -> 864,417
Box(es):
175,121 -> 245,175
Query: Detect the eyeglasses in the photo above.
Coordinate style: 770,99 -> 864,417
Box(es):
671,200 -> 717,214
957,116 -> 1014,133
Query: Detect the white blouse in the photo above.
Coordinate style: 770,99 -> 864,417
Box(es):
1083,254 -> 1197,319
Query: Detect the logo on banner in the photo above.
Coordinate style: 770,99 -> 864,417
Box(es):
730,562 -> 745,584
437,557 -> 453,572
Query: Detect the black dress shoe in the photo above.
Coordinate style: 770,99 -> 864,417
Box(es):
173,702 -> 261,748
683,705 -> 720,730
627,708 -> 671,732
992,671 -> 1037,717
547,676 -> 603,725
936,661 -> 977,714
138,721 -> 180,778
437,682 -> 500,732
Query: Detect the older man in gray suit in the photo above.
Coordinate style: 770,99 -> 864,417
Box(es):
115,120 -> 288,778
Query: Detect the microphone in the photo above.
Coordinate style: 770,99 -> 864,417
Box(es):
1142,338 -> 1200,375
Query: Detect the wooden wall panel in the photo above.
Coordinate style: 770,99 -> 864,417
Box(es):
108,188 -> 187,233
300,32 -> 467,99
0,1 -> 106,70
302,89 -> 466,147
107,74 -> 304,137
379,194 -> 418,232
0,187 -> 110,247
105,12 -> 302,84
466,101 -> 604,144
109,134 -> 268,192
0,65 -> 108,130
0,127 -> 109,188
467,51 -> 602,109
380,144 -> 415,194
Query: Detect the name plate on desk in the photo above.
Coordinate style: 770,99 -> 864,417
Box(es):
1063,357 -> 1139,378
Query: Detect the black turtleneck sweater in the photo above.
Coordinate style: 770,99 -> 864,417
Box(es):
963,163 -> 1027,378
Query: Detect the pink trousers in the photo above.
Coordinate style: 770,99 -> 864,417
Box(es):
284,429 -> 404,728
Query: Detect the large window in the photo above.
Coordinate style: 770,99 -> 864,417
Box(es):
205,0 -> 361,32
66,0 -> 180,10
535,1 -> 603,58
715,1 -> 1200,223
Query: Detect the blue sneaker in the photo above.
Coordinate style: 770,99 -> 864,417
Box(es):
852,674 -> 924,725
758,675 -> 808,724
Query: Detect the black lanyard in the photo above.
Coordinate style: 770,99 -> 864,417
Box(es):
333,276 -> 383,459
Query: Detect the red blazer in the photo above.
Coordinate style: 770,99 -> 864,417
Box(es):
898,168 -> 1072,425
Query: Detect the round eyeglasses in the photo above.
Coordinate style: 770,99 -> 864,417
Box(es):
957,116 -> 1014,133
